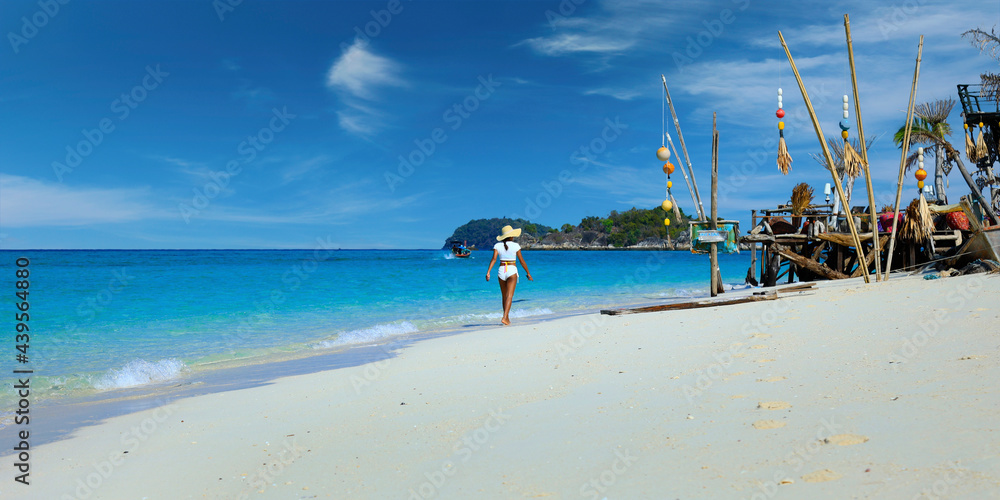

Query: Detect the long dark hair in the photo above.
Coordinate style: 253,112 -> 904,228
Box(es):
503,238 -> 510,251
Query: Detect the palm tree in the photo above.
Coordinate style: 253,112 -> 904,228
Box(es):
893,99 -> 999,224
892,99 -> 954,204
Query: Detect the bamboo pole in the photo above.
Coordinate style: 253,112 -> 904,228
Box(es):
884,36 -> 923,280
662,75 -> 707,221
749,209 -> 758,284
844,13 -> 882,282
778,31 -> 870,283
665,132 -> 702,221
710,112 -> 720,297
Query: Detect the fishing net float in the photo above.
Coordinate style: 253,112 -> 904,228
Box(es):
656,144 -> 675,226
777,87 -> 792,174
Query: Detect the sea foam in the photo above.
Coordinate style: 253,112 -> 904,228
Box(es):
92,358 -> 186,391
312,321 -> 419,349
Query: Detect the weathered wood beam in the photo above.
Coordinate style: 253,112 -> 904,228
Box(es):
772,243 -> 849,280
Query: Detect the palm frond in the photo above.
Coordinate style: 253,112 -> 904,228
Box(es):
963,27 -> 1000,62
913,98 -> 955,124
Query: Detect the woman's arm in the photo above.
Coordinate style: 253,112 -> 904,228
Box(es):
486,249 -> 498,281
516,250 -> 532,281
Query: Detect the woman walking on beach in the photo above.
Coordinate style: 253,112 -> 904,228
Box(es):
485,225 -> 533,325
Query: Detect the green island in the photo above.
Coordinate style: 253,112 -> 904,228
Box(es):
443,205 -> 695,251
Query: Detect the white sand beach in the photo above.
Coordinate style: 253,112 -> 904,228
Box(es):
10,274 -> 1000,499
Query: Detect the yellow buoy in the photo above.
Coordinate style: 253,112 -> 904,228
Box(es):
664,218 -> 671,226
661,199 -> 673,211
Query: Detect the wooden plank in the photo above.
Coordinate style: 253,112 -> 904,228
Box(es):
601,293 -> 776,316
599,283 -> 816,316
816,232 -> 876,246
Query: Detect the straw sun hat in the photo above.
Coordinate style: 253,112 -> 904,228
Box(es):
496,225 -> 522,241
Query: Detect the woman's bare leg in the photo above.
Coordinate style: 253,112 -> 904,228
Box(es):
501,275 -> 518,325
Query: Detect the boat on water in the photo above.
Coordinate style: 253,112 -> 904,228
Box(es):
449,241 -> 471,258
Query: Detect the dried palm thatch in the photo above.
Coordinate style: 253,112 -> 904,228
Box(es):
813,136 -> 873,177
842,140 -> 865,178
898,196 -> 933,243
777,132 -> 792,175
790,183 -> 814,215
981,73 -> 1000,101
790,182 -> 813,228
975,122 -> 988,160
966,124 -> 978,162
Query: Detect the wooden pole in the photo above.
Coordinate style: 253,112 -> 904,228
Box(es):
662,75 -> 707,221
749,209 -> 758,284
884,36 -> 924,280
844,13 -> 882,282
778,31 -> 870,284
665,133 -> 703,221
710,113 -> 721,297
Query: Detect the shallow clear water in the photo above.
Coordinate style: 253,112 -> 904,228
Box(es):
0,249 -> 751,409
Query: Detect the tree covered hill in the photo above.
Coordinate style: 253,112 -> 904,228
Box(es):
442,218 -> 553,251
442,205 -> 695,250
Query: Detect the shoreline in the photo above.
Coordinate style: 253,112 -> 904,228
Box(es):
8,273 -> 999,498
0,288 -> 708,452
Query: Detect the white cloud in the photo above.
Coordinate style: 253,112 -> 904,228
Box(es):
326,40 -> 404,100
325,40 -> 405,136
0,175 -> 159,227
516,0 -> 698,67
583,87 -> 643,101
519,34 -> 635,56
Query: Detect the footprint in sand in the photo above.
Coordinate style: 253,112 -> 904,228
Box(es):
733,353 -> 747,358
723,371 -> 746,381
758,376 -> 787,382
758,401 -> 791,410
824,433 -> 869,446
752,419 -> 786,429
802,469 -> 842,482
749,333 -> 772,339
750,345 -> 768,350
756,358 -> 776,363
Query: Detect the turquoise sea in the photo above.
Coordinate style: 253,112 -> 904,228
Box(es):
0,249 -> 751,420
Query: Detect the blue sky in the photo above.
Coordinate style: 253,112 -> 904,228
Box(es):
1,0 -> 997,249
